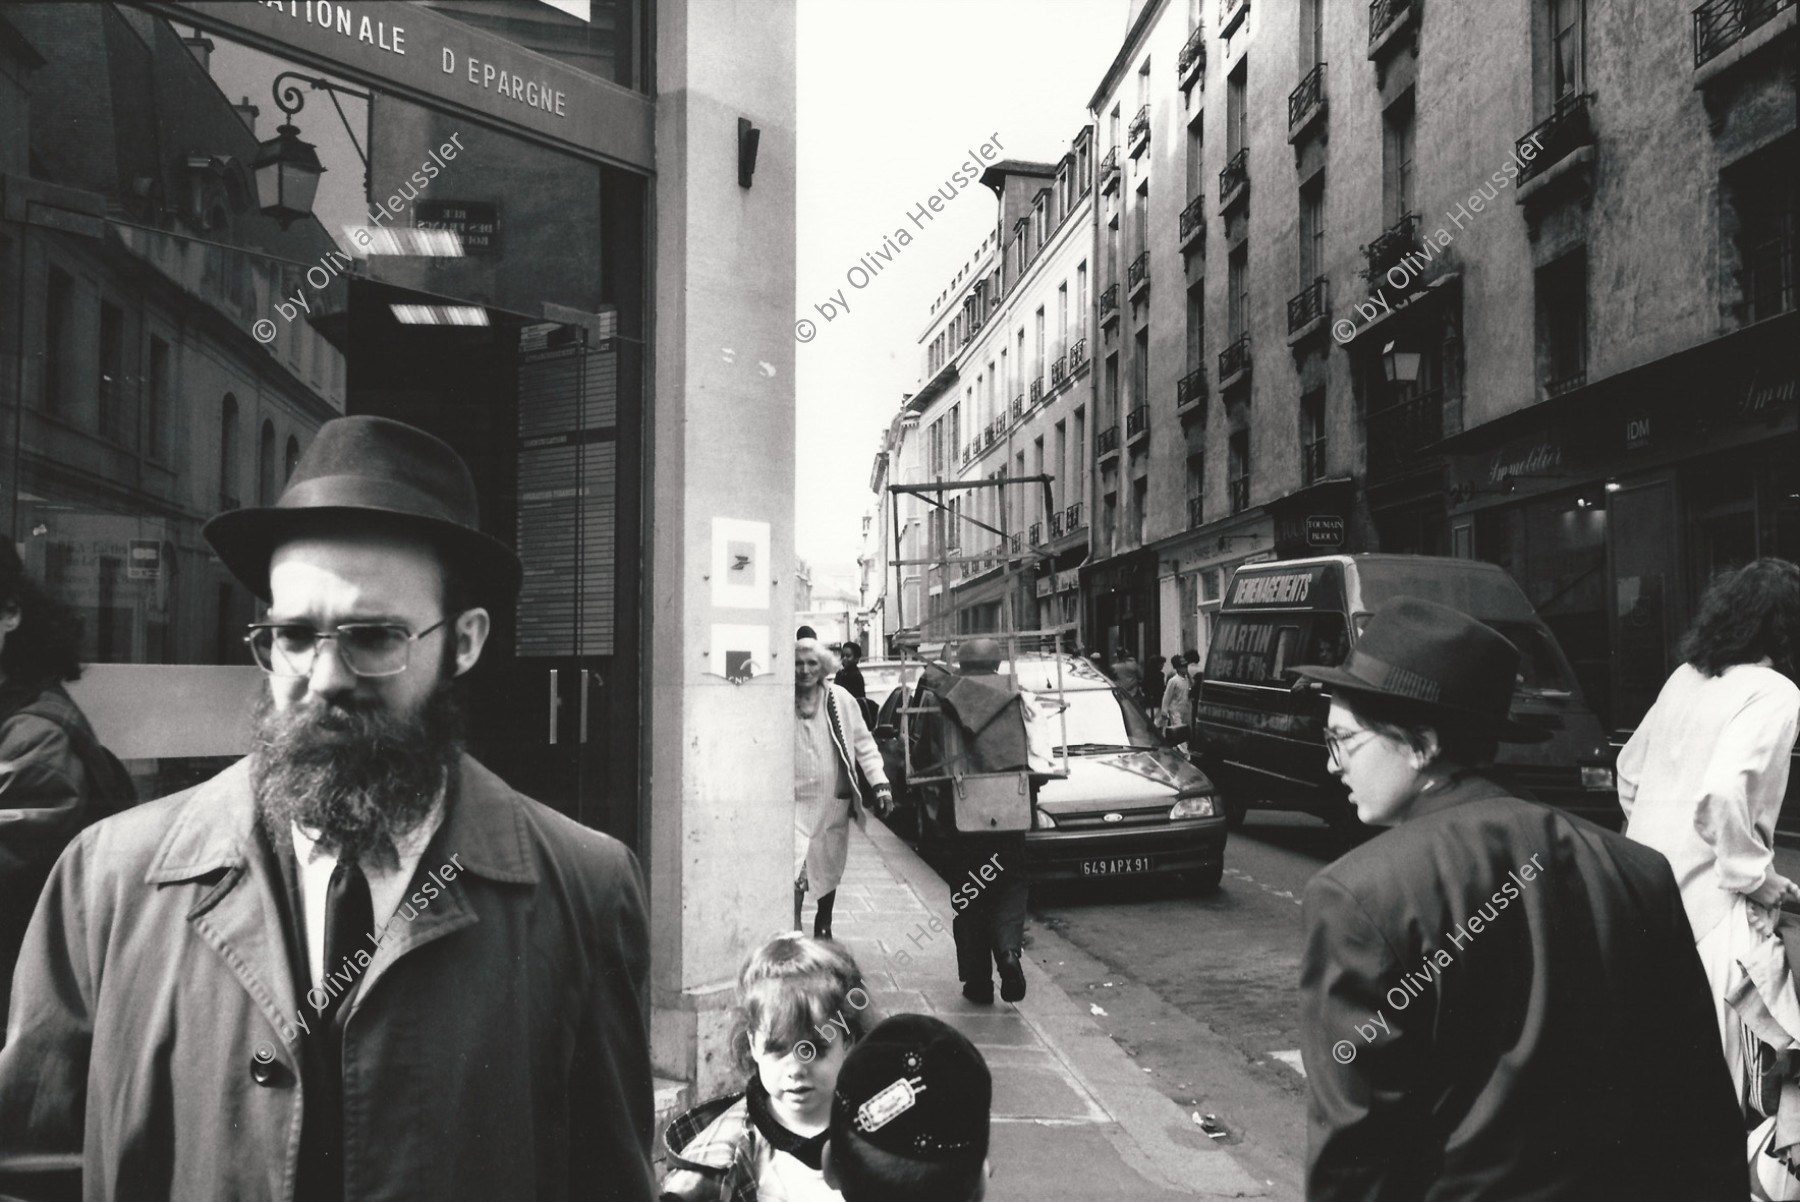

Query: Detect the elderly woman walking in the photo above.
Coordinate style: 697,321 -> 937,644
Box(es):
794,637 -> 891,941
1292,597 -> 1740,1200
1619,559 -> 1800,1125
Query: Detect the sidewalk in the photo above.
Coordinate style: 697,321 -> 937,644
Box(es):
829,818 -> 1276,1201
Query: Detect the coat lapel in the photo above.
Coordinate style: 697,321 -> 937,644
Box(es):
144,759 -> 307,1051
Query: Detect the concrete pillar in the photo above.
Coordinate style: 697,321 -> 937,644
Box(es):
648,0 -> 797,1101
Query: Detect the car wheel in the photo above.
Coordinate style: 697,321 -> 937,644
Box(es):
1190,861 -> 1224,894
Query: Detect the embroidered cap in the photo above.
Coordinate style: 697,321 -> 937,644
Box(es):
1292,595 -> 1552,742
831,1014 -> 991,1162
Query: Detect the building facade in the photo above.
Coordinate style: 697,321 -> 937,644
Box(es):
2,0 -> 800,1108
1077,0 -> 1795,728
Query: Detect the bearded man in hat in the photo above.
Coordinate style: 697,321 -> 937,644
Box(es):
0,417 -> 655,1202
1294,596 -> 1741,1201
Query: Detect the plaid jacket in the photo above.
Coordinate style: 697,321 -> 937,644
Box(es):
659,1093 -> 763,1202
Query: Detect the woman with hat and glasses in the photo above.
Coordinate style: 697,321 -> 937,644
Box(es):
1293,596 -> 1740,1201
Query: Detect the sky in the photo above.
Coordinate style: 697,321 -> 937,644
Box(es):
794,0 -> 1130,577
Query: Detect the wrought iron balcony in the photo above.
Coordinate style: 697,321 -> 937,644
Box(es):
1064,502 -> 1084,531
1051,355 -> 1069,387
982,424 -> 996,448
1217,332 -> 1251,382
1178,24 -> 1208,86
1126,405 -> 1149,438
1220,0 -> 1249,37
1098,425 -> 1121,457
1029,522 -> 1043,546
962,444 -> 973,466
1288,62 -> 1327,132
1128,251 -> 1150,296
1177,366 -> 1208,410
1516,93 -> 1593,186
1100,283 -> 1120,323
1100,147 -> 1121,194
1545,369 -> 1587,398
1366,386 -> 1444,481
1228,476 -> 1250,515
1302,439 -> 1327,485
1031,378 -> 1045,404
1187,495 -> 1205,529
1050,511 -> 1066,538
1219,148 -> 1249,208
1695,0 -> 1794,66
1180,194 -> 1207,249
1369,0 -> 1415,49
1287,276 -> 1330,334
1362,211 -> 1421,284
1069,337 -> 1089,370
1128,105 -> 1151,157
1011,394 -> 1024,421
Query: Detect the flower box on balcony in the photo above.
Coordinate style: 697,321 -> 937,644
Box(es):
1287,63 -> 1328,143
1180,194 -> 1207,252
1128,251 -> 1150,300
1128,106 -> 1151,159
1368,0 -> 1418,58
1178,24 -> 1207,89
1218,148 -> 1249,212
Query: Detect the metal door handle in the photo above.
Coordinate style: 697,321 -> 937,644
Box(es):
579,669 -> 590,744
548,669 -> 560,745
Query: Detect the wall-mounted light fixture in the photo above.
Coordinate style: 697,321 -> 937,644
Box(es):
738,118 -> 761,189
1382,339 -> 1422,385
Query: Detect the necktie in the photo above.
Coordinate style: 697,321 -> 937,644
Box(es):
321,859 -> 372,1022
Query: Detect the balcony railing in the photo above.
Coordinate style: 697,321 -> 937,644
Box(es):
1516,93 -> 1593,187
1220,0 -> 1248,36
1694,0 -> 1795,66
1050,511 -> 1066,538
1030,378 -> 1045,404
1178,24 -> 1207,85
1369,0 -> 1415,49
1029,521 -> 1043,546
1177,365 -> 1208,410
1219,147 -> 1249,207
962,444 -> 974,466
1180,194 -> 1207,248
1128,251 -> 1150,295
1100,147 -> 1121,193
1011,394 -> 1025,421
1217,332 -> 1251,382
1366,387 -> 1444,481
1228,476 -> 1250,515
1187,495 -> 1205,529
1051,355 -> 1068,387
1302,439 -> 1326,485
1064,502 -> 1084,531
982,424 -> 996,448
1097,425 -> 1121,456
1128,105 -> 1151,156
1362,211 -> 1421,284
1288,62 -> 1327,131
1069,337 -> 1089,370
1743,225 -> 1796,322
1287,276 -> 1329,333
1100,283 -> 1120,322
1545,369 -> 1587,398
1126,405 -> 1149,438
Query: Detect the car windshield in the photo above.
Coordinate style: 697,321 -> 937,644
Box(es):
1485,621 -> 1575,694
1027,685 -> 1160,753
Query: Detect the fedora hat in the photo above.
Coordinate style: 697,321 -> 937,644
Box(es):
204,416 -> 522,605
1293,596 -> 1550,742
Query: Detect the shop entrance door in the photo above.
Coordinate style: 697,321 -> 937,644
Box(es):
347,293 -> 639,847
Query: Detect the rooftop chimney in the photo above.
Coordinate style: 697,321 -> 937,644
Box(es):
232,96 -> 259,136
181,27 -> 213,73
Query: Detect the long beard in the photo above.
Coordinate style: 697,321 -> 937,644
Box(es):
251,682 -> 464,871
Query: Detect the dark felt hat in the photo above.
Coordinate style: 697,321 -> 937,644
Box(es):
831,1014 -> 991,1162
203,416 -> 521,604
1292,596 -> 1551,742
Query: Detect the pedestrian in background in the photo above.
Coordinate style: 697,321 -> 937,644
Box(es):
1156,655 -> 1190,748
1293,597 -> 1740,1201
835,640 -> 876,729
662,933 -> 878,1202
0,542 -> 135,1037
1109,648 -> 1143,710
794,637 -> 891,941
1619,558 -> 1800,1119
0,417 -> 655,1201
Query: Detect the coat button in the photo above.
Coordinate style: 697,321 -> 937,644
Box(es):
250,1041 -> 282,1086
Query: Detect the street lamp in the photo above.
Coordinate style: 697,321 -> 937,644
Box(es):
1381,340 -> 1422,385
252,121 -> 325,228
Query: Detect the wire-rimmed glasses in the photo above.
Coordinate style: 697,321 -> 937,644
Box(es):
245,619 -> 448,679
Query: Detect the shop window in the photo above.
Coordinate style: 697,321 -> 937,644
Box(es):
219,394 -> 240,510
1536,250 -> 1587,396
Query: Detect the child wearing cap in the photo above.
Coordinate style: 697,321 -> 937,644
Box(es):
660,934 -> 879,1202
822,1014 -> 992,1202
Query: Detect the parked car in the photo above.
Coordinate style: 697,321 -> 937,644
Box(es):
855,659 -> 907,712
876,653 -> 1228,891
1192,554 -> 1617,836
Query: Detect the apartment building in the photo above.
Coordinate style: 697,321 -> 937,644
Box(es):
1080,0 -> 1795,727
892,127 -> 1099,644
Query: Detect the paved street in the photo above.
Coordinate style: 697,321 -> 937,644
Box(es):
1019,809 -> 1800,1201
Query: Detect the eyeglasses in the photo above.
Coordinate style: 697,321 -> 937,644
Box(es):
1324,729 -> 1381,770
245,619 -> 448,679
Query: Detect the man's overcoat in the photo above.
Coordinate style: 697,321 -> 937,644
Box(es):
0,754 -> 655,1202
1300,774 -> 1743,1201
